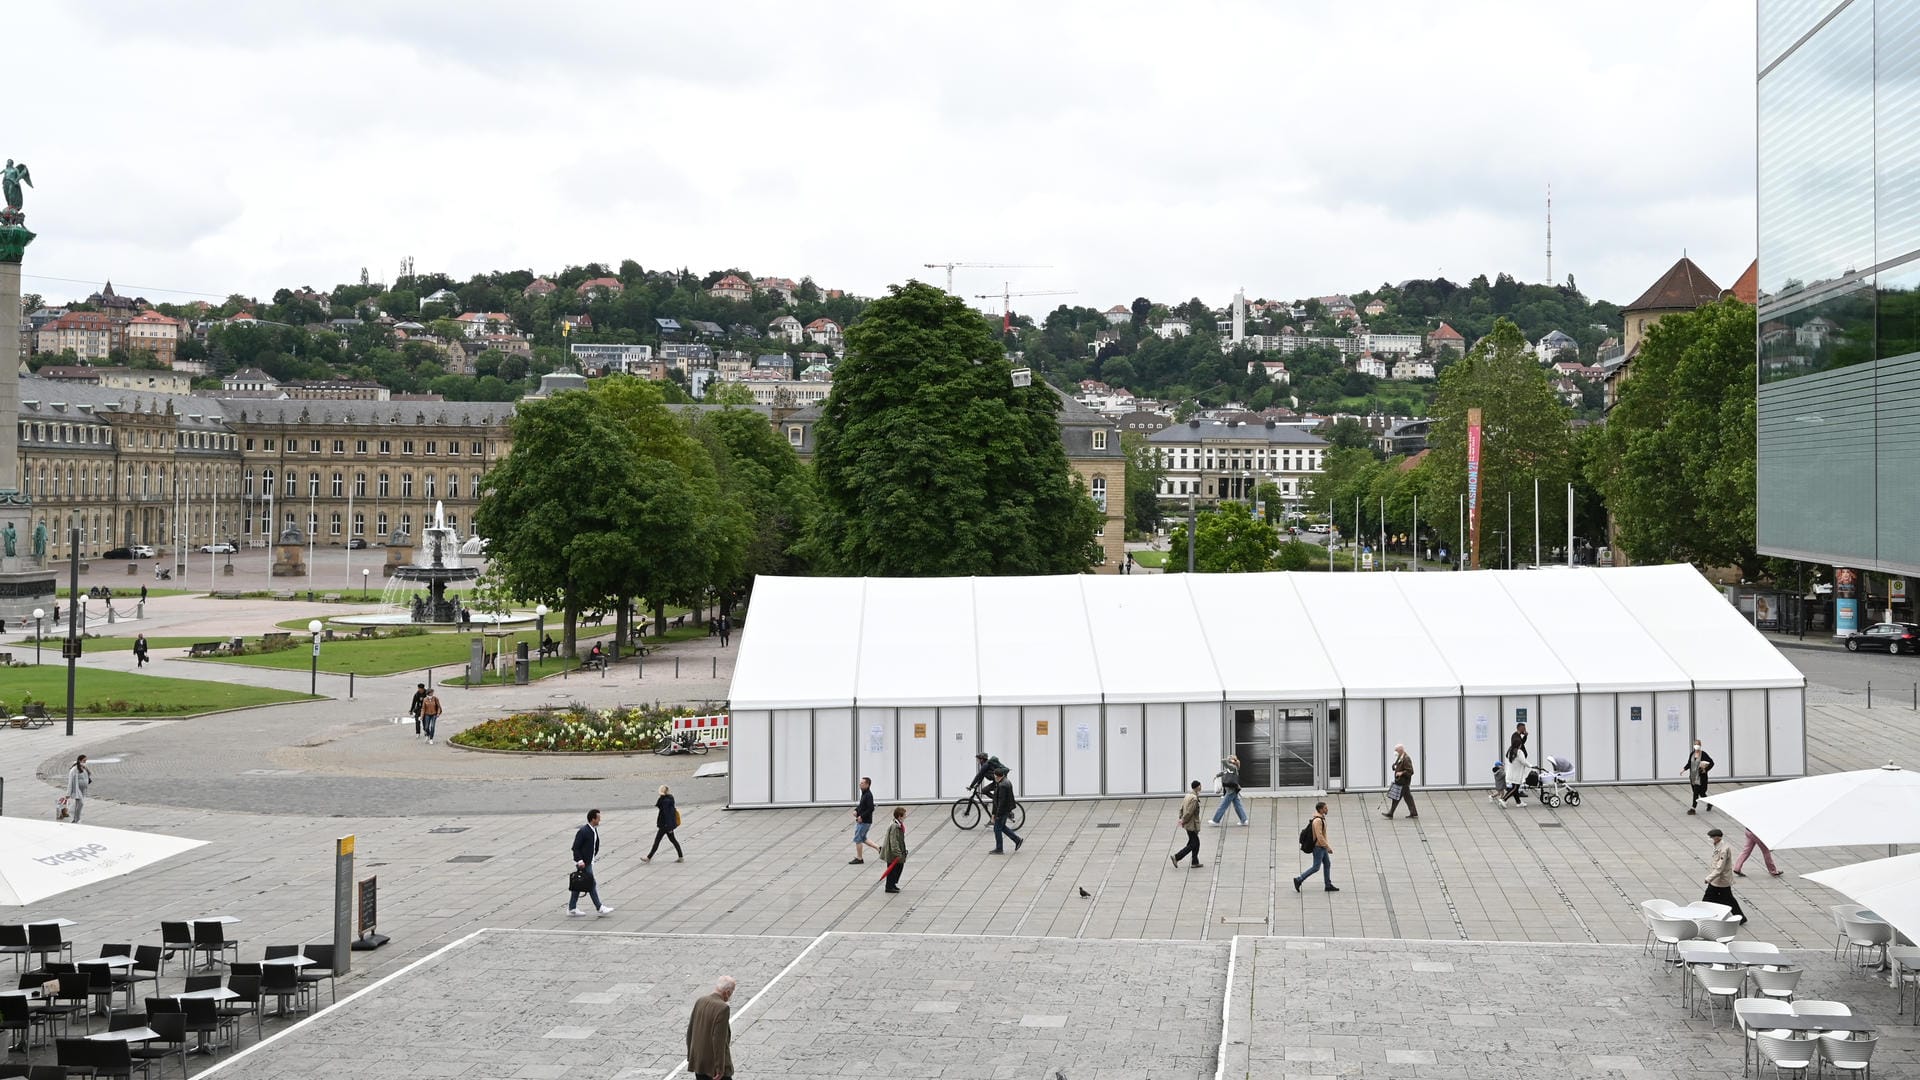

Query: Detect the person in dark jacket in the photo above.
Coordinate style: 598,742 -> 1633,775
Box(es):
645,784 -> 683,862
133,633 -> 150,667
408,682 -> 428,736
1683,740 -> 1715,814
881,806 -> 908,893
988,769 -> 1023,854
1211,755 -> 1247,825
568,809 -> 611,916
850,777 -> 879,864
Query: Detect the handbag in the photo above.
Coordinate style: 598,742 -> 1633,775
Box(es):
56,797 -> 69,821
675,809 -> 682,827
568,867 -> 594,893
1387,783 -> 1404,802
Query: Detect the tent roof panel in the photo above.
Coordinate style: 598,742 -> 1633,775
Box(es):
1185,574 -> 1344,699
1289,573 -> 1460,697
1393,573 -> 1578,695
1593,565 -> 1806,689
1492,569 -> 1691,691
1080,575 -> 1222,703
854,577 -> 980,706
974,575 -> 1105,705
728,576 -> 866,709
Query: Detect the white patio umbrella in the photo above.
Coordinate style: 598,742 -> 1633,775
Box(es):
1707,762 -> 1920,852
0,817 -> 207,906
1804,852 -> 1920,948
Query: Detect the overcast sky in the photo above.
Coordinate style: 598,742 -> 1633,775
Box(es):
12,1 -> 1755,314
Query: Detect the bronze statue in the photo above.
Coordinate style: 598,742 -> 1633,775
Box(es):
2,521 -> 15,557
1,159 -> 29,213
32,520 -> 48,559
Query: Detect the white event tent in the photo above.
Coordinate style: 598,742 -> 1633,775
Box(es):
725,564 -> 1806,808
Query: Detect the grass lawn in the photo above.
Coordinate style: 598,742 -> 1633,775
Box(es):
202,628 -> 565,677
58,586 -> 199,599
1130,550 -> 1168,569
67,635 -> 208,652
2,666 -> 315,717
443,623 -> 719,685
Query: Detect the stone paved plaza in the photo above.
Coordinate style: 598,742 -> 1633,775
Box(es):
4,601 -> 1920,1077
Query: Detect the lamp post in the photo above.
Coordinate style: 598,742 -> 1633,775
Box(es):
308,619 -> 323,696
535,603 -> 549,666
32,607 -> 44,665
362,567 -> 370,600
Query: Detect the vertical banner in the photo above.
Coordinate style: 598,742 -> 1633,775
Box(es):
1834,566 -> 1859,638
1466,407 -> 1483,570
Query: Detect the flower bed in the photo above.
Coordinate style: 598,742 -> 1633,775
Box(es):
450,704 -> 684,753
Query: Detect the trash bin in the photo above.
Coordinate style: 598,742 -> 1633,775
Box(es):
515,641 -> 530,685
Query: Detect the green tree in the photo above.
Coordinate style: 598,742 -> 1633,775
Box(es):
809,282 -> 1102,575
1589,297 -> 1758,576
1323,417 -> 1378,453
1166,500 -> 1281,573
1424,318 -> 1575,568
1122,432 -> 1166,535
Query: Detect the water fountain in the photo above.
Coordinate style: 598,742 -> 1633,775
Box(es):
390,501 -> 478,622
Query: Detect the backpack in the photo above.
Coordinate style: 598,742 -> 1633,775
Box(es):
1298,820 -> 1316,854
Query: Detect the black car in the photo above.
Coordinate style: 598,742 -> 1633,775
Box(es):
348,537 -> 368,549
102,546 -> 134,559
1845,622 -> 1920,655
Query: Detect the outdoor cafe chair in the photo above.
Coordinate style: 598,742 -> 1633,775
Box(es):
1751,965 -> 1802,1002
297,944 -> 338,1006
0,926 -> 29,974
127,949 -> 161,997
1693,964 -> 1746,1026
0,994 -> 46,1063
1736,999 -> 1793,1077
1756,1032 -> 1817,1078
1698,917 -> 1745,944
259,964 -> 303,1019
1830,904 -> 1870,961
47,974 -> 90,1036
189,923 -> 236,971
1842,917 -> 1893,972
23,927 -> 69,970
127,1010 -> 187,1080
156,924 -> 192,978
1650,916 -> 1699,964
219,975 -> 261,1042
1818,1031 -> 1877,1079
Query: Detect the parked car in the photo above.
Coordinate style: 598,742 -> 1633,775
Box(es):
1844,622 -> 1920,655
348,537 -> 368,549
130,544 -> 156,558
198,542 -> 237,554
102,546 -> 133,559
1307,523 -> 1331,534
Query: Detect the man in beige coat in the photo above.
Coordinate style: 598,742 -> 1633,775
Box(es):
686,975 -> 736,1080
1170,780 -> 1203,868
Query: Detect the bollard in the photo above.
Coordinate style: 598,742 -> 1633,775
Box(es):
1868,680 -> 1872,709
712,656 -> 717,679
350,672 -> 355,700
637,656 -> 643,680
675,657 -> 680,679
428,667 -> 434,690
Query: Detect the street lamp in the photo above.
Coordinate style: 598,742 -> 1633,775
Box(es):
32,607 -> 44,665
362,567 -> 370,600
535,603 -> 549,666
308,619 -> 323,696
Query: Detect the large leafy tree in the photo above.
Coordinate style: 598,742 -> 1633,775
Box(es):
1423,318 -> 1575,568
1121,432 -> 1166,535
1166,500 -> 1282,573
1589,297 -> 1758,576
690,406 -> 817,603
809,281 -> 1103,575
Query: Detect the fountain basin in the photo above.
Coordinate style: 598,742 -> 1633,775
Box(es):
331,609 -> 538,628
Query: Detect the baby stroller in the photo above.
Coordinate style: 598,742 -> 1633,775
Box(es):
1537,755 -> 1581,808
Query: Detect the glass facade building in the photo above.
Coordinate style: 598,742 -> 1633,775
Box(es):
1757,0 -> 1920,575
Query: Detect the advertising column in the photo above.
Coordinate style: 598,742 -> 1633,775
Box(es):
1834,567 -> 1859,639
1466,407 -> 1483,571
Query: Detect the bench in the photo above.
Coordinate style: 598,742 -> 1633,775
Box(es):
272,590 -> 295,601
671,614 -> 687,629
0,652 -> 11,666
214,590 -> 242,600
321,593 -> 342,603
537,641 -> 561,660
9,703 -> 51,730
356,626 -> 379,638
261,631 -> 292,649
187,641 -> 225,658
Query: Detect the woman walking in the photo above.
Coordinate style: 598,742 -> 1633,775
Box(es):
1682,739 -> 1715,814
1211,755 -> 1248,825
644,784 -> 683,862
65,755 -> 92,823
1494,732 -> 1530,806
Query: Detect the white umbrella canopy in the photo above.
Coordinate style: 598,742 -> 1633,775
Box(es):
0,816 -> 207,906
1708,763 -> 1920,850
1804,852 -> 1920,947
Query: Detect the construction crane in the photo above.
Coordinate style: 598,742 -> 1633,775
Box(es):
923,261 -> 1050,294
972,283 -> 1076,333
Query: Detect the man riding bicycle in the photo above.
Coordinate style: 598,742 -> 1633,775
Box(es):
969,752 -> 1005,793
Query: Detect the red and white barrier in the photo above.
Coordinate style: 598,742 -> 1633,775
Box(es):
671,713 -> 730,747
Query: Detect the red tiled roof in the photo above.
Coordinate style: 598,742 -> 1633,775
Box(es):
1725,259 -> 1758,304
1625,256 -> 1723,313
1428,322 -> 1463,340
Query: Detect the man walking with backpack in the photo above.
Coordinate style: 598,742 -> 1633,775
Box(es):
987,769 -> 1023,854
1210,755 -> 1247,826
1292,801 -> 1339,893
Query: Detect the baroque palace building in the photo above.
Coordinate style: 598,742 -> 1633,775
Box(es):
11,376 -> 514,561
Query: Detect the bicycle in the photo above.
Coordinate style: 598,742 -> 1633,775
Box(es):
653,730 -> 710,756
950,784 -> 1025,831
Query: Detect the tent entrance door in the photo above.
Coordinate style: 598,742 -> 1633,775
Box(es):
1232,703 -> 1325,792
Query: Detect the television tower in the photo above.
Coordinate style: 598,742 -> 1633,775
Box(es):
1545,184 -> 1553,286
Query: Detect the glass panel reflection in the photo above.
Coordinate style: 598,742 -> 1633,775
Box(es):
1760,275 -> 1875,382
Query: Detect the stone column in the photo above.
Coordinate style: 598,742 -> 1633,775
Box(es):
1,201 -> 57,626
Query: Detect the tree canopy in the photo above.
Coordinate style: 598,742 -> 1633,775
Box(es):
808,281 -> 1103,575
1589,297 -> 1759,576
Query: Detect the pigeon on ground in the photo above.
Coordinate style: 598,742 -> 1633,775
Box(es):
1078,887 -> 1091,899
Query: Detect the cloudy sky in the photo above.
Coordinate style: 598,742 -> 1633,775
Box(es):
12,1 -> 1755,313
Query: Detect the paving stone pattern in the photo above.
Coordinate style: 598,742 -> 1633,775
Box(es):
204,931 -> 811,1080
1225,937 -> 1920,1079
